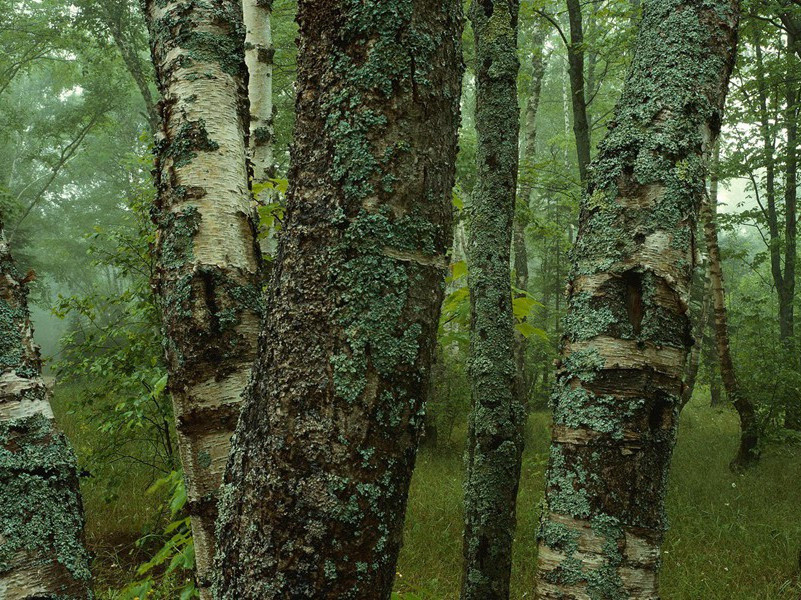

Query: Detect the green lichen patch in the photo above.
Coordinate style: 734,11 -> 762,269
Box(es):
0,414 -> 92,586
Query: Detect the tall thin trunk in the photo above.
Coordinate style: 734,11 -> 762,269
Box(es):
143,0 -> 262,596
700,181 -> 760,469
520,22 -> 547,173
783,32 -> 800,429
754,33 -> 784,324
213,1 -> 464,598
516,20 -> 547,407
244,0 -> 275,187
0,231 -> 92,599
461,1 -> 523,598
566,0 -> 592,182
536,1 -> 740,597
681,257 -> 711,410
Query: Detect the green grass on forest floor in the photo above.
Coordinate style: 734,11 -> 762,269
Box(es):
394,395 -> 801,599
54,386 -> 801,599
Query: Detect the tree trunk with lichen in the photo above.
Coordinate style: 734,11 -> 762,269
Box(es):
536,1 -> 740,597
213,1 -> 464,598
244,0 -> 274,187
700,185 -> 759,469
0,232 -> 92,599
461,1 -> 524,599
143,1 -> 262,596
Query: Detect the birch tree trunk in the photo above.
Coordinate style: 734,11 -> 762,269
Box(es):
0,232 -> 92,599
243,0 -> 274,186
213,1 -> 464,598
536,1 -> 740,597
461,1 -> 523,598
143,1 -> 262,596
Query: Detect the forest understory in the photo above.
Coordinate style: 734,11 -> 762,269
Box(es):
53,388 -> 800,600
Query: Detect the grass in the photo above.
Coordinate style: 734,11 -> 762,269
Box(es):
51,383 -> 801,598
394,395 -> 801,599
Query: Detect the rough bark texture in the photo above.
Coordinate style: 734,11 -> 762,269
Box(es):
243,0 -> 275,186
461,1 -> 524,598
566,0 -> 592,182
0,232 -> 92,599
143,1 -> 262,595
536,1 -> 740,598
213,2 -> 464,598
700,186 -> 759,469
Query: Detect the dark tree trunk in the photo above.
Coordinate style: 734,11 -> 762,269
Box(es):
566,0 -> 592,182
0,232 -> 92,598
461,1 -> 524,598
783,32 -> 800,430
681,258 -> 710,410
700,185 -> 760,469
143,0 -> 262,594
213,2 -> 464,598
536,1 -> 740,597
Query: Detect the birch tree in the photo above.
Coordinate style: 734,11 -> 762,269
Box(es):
213,1 -> 464,597
536,0 -> 740,597
243,0 -> 274,187
143,0 -> 261,595
0,230 -> 91,599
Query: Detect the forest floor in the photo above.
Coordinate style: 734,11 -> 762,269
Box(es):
396,394 -> 801,600
55,388 -> 801,599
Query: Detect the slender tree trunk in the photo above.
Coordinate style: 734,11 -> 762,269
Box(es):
520,22 -> 547,173
700,184 -> 760,469
461,2 -> 523,598
0,231 -> 92,599
244,0 -> 275,187
566,0 -> 592,182
536,1 -> 740,597
514,221 -> 531,396
515,20 -> 547,408
213,2 -> 464,598
143,1 -> 262,595
681,258 -> 711,410
783,33 -> 800,429
754,33 -> 785,328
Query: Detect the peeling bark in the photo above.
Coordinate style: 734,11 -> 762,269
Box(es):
536,1 -> 740,597
461,1 -> 524,598
213,1 -> 464,598
143,0 -> 262,595
0,232 -> 92,599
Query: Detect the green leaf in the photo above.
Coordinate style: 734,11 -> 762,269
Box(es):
516,321 -> 549,341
